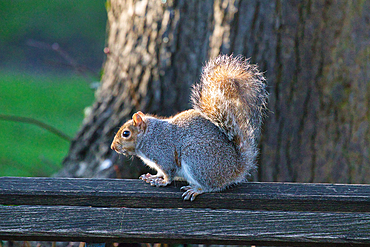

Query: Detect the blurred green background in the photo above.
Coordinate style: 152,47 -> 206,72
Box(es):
0,1 -> 107,176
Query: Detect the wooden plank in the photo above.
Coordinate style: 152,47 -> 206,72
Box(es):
0,177 -> 369,212
0,205 -> 369,246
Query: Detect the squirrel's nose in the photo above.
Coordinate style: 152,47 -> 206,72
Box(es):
111,142 -> 117,152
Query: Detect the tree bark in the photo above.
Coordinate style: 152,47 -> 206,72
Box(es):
58,0 -> 370,184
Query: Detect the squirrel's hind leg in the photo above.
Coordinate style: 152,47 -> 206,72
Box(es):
181,185 -> 204,201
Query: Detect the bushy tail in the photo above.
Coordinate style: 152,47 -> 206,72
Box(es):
191,54 -> 268,167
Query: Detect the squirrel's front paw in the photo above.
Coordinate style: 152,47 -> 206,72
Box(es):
139,173 -> 153,182
181,185 -> 204,201
139,173 -> 170,187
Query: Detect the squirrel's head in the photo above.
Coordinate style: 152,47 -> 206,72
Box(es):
111,111 -> 146,155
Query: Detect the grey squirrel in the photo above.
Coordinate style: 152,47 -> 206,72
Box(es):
111,54 -> 268,201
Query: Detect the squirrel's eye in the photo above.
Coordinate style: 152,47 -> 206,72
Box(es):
122,130 -> 131,138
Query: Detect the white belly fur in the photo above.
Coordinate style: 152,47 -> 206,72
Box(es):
138,153 -> 164,177
177,160 -> 201,188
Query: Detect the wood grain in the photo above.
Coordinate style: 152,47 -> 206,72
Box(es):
1,177 -> 369,245
0,205 -> 369,245
0,177 -> 369,212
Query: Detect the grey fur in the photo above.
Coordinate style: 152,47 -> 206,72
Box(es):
191,54 -> 268,173
111,54 -> 268,200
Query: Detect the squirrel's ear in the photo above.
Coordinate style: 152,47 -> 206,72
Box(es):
132,112 -> 146,130
136,111 -> 145,117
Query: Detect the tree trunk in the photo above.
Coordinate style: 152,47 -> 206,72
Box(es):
58,0 -> 370,184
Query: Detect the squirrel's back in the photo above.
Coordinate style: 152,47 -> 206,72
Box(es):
191,54 -> 268,170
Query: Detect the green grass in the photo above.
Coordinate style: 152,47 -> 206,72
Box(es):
0,1 -> 107,68
0,70 -> 95,177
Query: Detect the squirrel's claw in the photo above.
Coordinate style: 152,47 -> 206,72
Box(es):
139,173 -> 152,182
150,178 -> 170,187
139,173 -> 170,187
181,185 -> 203,201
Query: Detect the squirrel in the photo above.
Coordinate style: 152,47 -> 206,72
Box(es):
111,54 -> 268,201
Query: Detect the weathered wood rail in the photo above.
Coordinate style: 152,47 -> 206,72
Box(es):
0,177 -> 369,246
